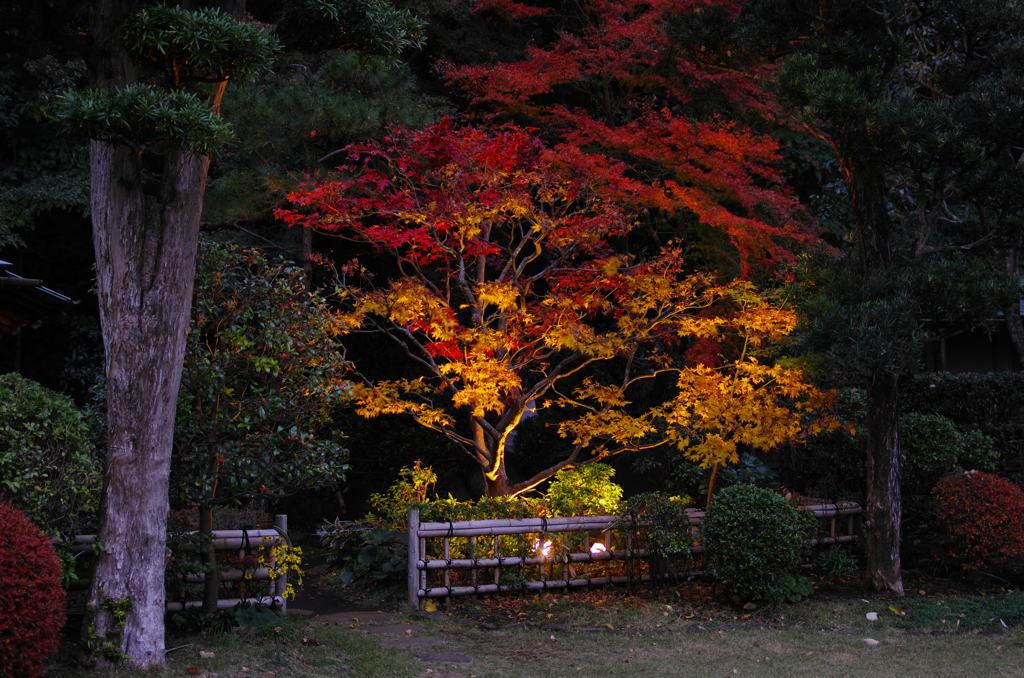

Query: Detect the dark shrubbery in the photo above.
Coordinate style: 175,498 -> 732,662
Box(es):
901,413 -> 998,494
0,502 -> 66,678
932,471 -> 1024,579
904,373 -> 1024,474
702,484 -> 808,602
0,373 -> 101,539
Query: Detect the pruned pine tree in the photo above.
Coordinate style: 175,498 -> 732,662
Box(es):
50,2 -> 277,666
51,0 -> 426,666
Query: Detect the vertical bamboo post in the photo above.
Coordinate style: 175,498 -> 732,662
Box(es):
443,537 -> 451,600
493,535 -> 501,593
419,532 -> 427,599
470,536 -> 478,590
583,533 -> 591,581
274,514 -> 288,614
407,509 -> 420,608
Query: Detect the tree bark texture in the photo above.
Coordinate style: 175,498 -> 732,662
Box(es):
834,149 -> 905,595
1004,249 -> 1024,366
84,140 -> 208,668
863,371 -> 905,595
841,155 -> 892,274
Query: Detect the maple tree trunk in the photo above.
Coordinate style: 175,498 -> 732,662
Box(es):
83,140 -> 207,668
863,372 -> 905,595
483,463 -> 512,498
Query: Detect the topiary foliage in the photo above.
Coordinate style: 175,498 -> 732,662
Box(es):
932,471 -> 1024,578
701,484 -> 807,602
0,502 -> 66,678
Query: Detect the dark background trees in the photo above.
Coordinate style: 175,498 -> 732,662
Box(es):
741,0 -> 1024,594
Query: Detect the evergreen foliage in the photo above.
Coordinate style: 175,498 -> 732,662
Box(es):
270,0 -> 426,56
545,464 -> 623,517
206,51 -> 445,225
702,484 -> 806,602
0,373 -> 100,540
50,3 -> 279,152
173,240 -> 352,510
901,413 -> 998,495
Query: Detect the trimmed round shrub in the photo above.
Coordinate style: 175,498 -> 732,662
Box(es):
932,471 -> 1024,576
701,484 -> 806,601
0,373 -> 101,539
0,502 -> 66,678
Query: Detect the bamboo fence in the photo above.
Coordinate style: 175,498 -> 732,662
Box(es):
68,514 -> 291,612
407,503 -> 861,607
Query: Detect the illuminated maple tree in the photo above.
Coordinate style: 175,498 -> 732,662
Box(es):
279,122 -> 836,497
441,0 -> 818,277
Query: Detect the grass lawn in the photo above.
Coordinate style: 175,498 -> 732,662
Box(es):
48,575 -> 1024,677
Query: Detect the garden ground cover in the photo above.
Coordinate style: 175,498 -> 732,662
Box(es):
47,569 -> 1024,677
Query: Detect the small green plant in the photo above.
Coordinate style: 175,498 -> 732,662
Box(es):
818,546 -> 858,579
780,574 -> 815,602
901,413 -> 999,494
169,607 -> 236,635
701,484 -> 808,602
321,522 -> 407,584
367,461 -> 438,528
620,492 -> 694,583
233,602 -> 296,640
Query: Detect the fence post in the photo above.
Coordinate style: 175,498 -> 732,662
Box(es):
274,514 -> 288,614
408,508 -> 420,609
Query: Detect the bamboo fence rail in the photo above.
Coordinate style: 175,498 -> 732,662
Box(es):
68,514 -> 290,612
407,503 -> 861,607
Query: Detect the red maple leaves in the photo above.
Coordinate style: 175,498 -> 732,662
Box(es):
441,0 -> 817,277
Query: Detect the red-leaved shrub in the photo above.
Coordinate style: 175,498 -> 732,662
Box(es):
932,471 -> 1024,575
0,502 -> 65,678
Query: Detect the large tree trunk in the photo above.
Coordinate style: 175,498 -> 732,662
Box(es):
863,371 -> 904,595
83,141 -> 208,668
841,152 -> 905,595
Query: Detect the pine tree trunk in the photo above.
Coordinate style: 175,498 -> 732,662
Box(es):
83,141 -> 208,668
864,371 -> 905,595
842,153 -> 905,596
1004,250 -> 1024,366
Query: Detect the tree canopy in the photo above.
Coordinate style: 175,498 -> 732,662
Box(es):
279,121 -> 839,497
441,0 -> 821,278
